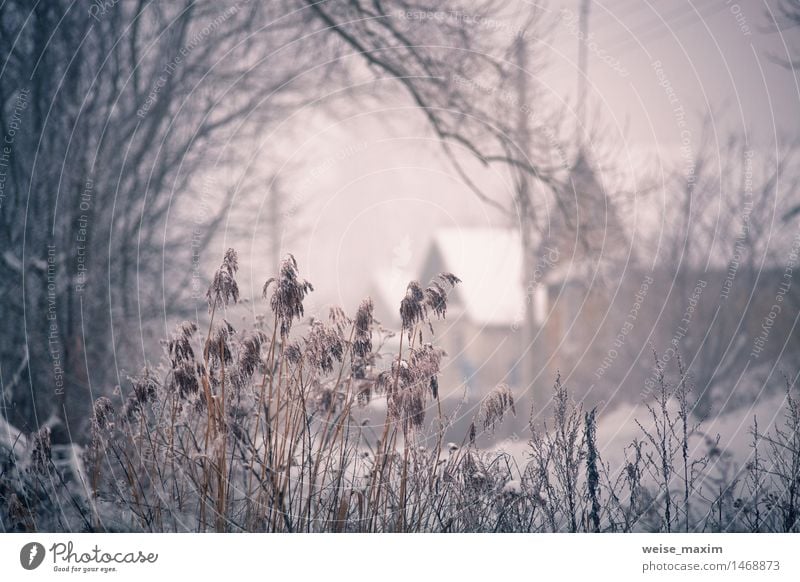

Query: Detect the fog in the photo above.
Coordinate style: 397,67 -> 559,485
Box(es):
3,0 -> 800,534
196,0 -> 800,313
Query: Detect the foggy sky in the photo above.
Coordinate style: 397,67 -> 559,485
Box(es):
195,0 -> 800,323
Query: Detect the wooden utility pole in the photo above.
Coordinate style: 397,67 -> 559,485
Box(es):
267,177 -> 283,269
513,35 -> 540,398
512,1 -> 592,401
577,0 -> 591,140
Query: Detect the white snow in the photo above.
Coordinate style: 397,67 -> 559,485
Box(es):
2,250 -> 22,272
491,390 -> 791,474
0,415 -> 26,453
431,227 -> 527,327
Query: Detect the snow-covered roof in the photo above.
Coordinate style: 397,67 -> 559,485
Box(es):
426,227 -> 526,327
373,264 -> 415,323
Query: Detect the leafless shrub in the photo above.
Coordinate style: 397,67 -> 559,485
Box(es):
263,254 -> 314,338
479,384 -> 516,432
4,252 -> 799,534
207,249 -> 240,311
30,427 -> 52,476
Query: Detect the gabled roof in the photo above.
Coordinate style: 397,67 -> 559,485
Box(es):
554,148 -> 628,262
422,227 -> 526,327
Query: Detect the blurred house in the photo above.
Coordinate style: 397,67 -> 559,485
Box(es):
367,155 -> 618,408
371,151 -> 800,427
371,150 -> 625,402
374,227 -> 561,403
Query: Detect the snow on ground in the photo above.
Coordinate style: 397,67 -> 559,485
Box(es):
0,415 -> 26,453
490,390 -> 791,476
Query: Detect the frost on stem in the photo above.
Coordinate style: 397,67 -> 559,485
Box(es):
87,397 -> 116,493
284,341 -> 302,365
399,273 -> 461,338
376,344 -> 445,429
352,298 -> 376,382
30,426 -> 52,475
400,281 -> 425,333
304,320 -> 344,375
123,373 -> 158,419
479,384 -> 516,432
171,362 -> 202,399
92,397 -> 115,433
328,306 -> 351,337
353,298 -> 374,358
426,272 -> 461,319
263,254 -> 313,338
206,248 -> 239,312
206,320 -> 235,369
168,322 -> 197,366
235,331 -> 267,388
167,322 -> 202,399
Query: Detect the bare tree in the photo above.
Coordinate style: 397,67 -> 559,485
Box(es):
0,1 -> 330,437
1,1 -> 573,440
638,126 -> 800,417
